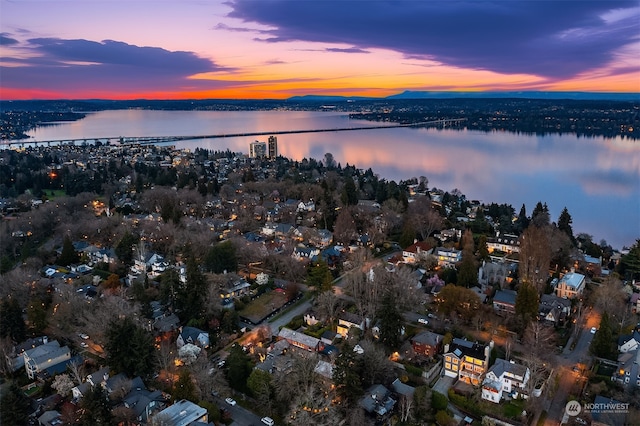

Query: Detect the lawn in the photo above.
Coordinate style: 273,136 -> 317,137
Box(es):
238,291 -> 288,324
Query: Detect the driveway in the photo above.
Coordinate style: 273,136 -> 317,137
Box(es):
432,374 -> 456,397
268,299 -> 312,336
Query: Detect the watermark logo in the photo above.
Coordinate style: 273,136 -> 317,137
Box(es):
565,401 -> 582,417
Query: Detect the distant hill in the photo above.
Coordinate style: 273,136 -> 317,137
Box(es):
286,95 -> 382,102
289,91 -> 639,102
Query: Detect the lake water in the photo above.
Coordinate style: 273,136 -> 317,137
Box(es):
24,109 -> 640,250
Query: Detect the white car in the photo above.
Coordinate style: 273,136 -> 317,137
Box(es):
418,318 -> 429,325
225,397 -> 236,406
590,327 -> 597,334
80,342 -> 89,348
261,417 -> 275,426
78,333 -> 89,340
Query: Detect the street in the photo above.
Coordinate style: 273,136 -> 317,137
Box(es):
543,309 -> 600,425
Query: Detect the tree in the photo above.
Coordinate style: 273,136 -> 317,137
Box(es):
0,298 -> 26,342
406,196 -> 443,240
173,369 -> 198,402
52,373 -> 75,397
379,293 -> 403,349
333,207 -> 357,245
105,316 -> 156,378
0,384 -> 30,425
515,282 -> 539,325
27,298 -> 48,334
557,207 -> 574,243
58,234 -> 79,266
457,230 -> 478,287
78,385 -> 113,425
436,284 -> 480,323
203,241 -> 237,274
519,224 -> 551,293
115,231 -> 137,266
590,311 -> 615,359
333,343 -> 363,404
618,239 -> 640,281
340,176 -> 358,206
307,260 -> 333,293
225,344 -> 253,393
175,256 -> 208,324
247,369 -> 274,415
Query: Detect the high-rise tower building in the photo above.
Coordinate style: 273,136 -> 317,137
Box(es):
268,136 -> 278,158
249,141 -> 267,158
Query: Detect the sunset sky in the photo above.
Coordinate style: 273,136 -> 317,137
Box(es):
1,0 -> 639,100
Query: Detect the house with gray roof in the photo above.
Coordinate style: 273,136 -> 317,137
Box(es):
481,359 -> 530,403
154,399 -> 208,426
493,289 -> 517,316
360,384 -> 396,417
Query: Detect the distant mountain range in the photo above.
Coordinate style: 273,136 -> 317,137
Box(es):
287,91 -> 640,102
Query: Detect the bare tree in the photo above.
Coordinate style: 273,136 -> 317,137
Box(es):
398,394 -> 414,422
315,290 -> 343,325
67,359 -> 86,385
407,196 -> 443,240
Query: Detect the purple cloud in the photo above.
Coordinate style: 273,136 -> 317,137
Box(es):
1,38 -> 231,94
227,0 -> 640,79
0,33 -> 19,45
326,47 -> 369,54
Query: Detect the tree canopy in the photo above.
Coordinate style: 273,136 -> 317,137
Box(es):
105,316 -> 156,378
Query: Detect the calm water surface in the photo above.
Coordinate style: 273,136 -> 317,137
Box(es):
25,110 -> 640,250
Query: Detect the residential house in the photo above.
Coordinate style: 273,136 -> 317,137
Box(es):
554,270 -> 586,299
72,367 -> 110,400
38,410 -> 62,426
443,338 -> 491,386
277,327 -> 320,352
631,293 -> 640,314
177,327 -> 210,349
337,312 -> 366,338
402,241 -> 433,264
410,331 -> 443,358
591,396 -> 629,426
492,290 -> 517,316
219,278 -> 251,299
24,340 -> 71,379
436,247 -> 462,268
292,245 -> 320,261
119,377 -> 167,424
313,360 -> 335,383
612,325 -> 640,388
486,233 -> 520,254
7,336 -> 49,372
391,378 -> 416,401
481,359 -> 531,403
538,294 -> 572,325
304,310 -> 321,327
360,384 -> 396,417
154,399 -> 208,426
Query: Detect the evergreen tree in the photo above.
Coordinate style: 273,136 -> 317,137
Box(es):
515,282 -> 539,324
176,256 -> 208,324
307,260 -> 333,293
516,203 -> 530,232
115,231 -> 138,266
0,298 -> 26,342
0,384 -> 30,424
557,207 -> 575,243
58,235 -> 79,266
173,369 -> 198,402
105,317 -> 156,378
78,385 -> 113,425
531,201 -> 550,227
457,229 -> 478,287
618,239 -> 640,281
590,312 -> 615,359
333,343 -> 363,404
225,344 -> 254,393
379,293 -> 403,349
341,176 -> 358,206
204,241 -> 237,274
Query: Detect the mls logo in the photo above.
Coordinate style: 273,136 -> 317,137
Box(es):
565,400 -> 582,416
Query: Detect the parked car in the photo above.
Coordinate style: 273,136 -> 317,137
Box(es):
80,342 -> 89,348
78,333 -> 89,340
590,327 -> 597,334
427,313 -> 436,319
225,397 -> 236,406
418,318 -> 429,325
261,417 -> 275,426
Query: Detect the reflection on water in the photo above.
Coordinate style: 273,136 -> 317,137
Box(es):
25,110 -> 640,249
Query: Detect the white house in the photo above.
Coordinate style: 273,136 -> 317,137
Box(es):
177,327 -> 210,349
23,340 -> 71,379
481,359 -> 531,403
436,247 -> 462,268
554,270 -> 586,299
